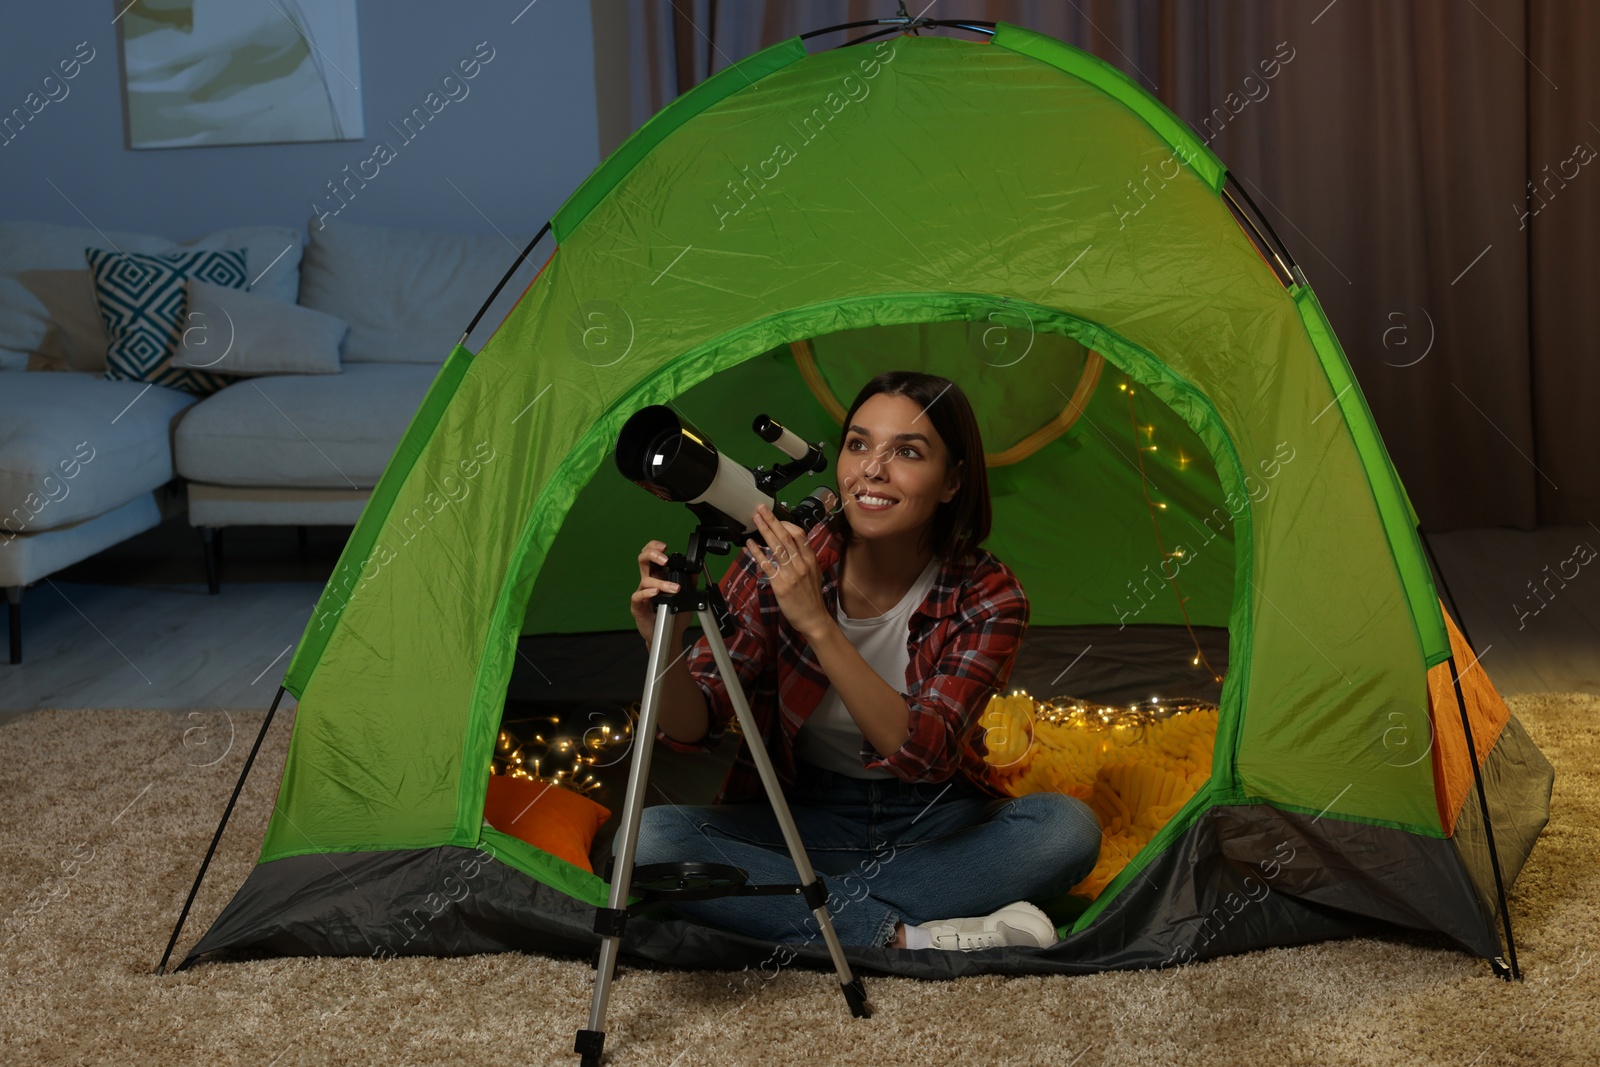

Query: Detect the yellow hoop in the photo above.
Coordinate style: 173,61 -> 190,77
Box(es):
788,338 -> 1105,467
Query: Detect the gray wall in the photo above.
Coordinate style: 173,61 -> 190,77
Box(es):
0,1 -> 600,242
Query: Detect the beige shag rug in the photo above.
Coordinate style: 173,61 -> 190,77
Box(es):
0,693 -> 1595,1067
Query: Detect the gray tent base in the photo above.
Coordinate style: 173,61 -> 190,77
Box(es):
181,802 -> 1503,979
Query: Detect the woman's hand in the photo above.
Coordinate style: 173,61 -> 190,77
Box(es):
749,504 -> 831,641
631,540 -> 691,644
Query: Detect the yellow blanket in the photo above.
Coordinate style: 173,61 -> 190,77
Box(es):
978,693 -> 1218,900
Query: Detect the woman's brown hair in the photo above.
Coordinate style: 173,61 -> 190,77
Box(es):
826,370 -> 992,563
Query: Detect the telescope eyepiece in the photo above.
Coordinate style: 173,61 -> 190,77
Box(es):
752,413 -> 824,469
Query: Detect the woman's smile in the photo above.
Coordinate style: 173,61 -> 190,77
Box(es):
853,490 -> 899,511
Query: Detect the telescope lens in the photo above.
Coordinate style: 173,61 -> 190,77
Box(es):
616,405 -> 721,502
645,430 -> 681,480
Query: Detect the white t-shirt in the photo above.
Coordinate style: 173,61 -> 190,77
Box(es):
793,554 -> 942,778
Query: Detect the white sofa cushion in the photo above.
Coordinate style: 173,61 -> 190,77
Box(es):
173,362 -> 438,489
181,279 -> 347,377
0,371 -> 195,536
296,217 -> 529,364
0,220 -> 302,373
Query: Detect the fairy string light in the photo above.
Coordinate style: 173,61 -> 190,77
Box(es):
1122,375 -> 1224,683
1010,688 -> 1218,733
492,706 -> 638,795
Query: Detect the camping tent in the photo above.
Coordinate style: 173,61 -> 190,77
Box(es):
173,19 -> 1552,980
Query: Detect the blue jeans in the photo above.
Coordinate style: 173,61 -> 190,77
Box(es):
624,758 -> 1102,947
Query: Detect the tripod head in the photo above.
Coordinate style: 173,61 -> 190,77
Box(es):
647,525 -> 741,640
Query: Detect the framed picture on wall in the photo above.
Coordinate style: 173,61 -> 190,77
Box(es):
118,0 -> 364,149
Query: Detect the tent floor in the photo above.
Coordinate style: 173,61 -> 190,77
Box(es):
181,796 -> 1494,978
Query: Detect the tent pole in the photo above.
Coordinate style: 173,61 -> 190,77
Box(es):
1446,654 -> 1521,981
1222,187 -> 1293,287
1224,172 -> 1300,278
841,24 -> 911,47
155,685 -> 288,975
457,219 -> 553,347
799,17 -> 996,42
837,22 -> 997,47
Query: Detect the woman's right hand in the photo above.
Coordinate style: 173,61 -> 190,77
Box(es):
632,540 -> 690,643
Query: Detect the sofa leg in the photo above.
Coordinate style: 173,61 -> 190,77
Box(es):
297,525 -> 309,561
199,527 -> 220,596
5,586 -> 20,665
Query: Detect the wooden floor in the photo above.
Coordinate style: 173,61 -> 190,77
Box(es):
2,516 -> 1596,718
0,521 -> 341,717
1424,522 -> 1600,697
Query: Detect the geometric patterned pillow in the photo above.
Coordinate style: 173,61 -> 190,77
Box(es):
84,247 -> 247,396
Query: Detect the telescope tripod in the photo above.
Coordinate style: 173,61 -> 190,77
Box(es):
574,526 -> 872,1067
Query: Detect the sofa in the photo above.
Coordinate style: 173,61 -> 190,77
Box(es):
0,217 -> 538,663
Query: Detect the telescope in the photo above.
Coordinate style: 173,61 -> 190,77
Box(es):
614,405 -> 837,539
586,407 -> 872,1059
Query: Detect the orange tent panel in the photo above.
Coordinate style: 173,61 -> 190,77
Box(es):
1428,603 -> 1510,835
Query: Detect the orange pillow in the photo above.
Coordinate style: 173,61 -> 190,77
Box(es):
483,775 -> 612,873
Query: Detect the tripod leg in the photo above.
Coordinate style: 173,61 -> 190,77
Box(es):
576,599 -> 675,1066
696,607 -> 872,1019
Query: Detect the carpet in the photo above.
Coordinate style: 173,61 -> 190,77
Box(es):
0,693 -> 1594,1067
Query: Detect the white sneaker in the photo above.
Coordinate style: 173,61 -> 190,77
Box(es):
918,900 -> 1059,951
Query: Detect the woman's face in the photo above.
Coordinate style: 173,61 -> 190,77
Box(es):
836,392 -> 962,547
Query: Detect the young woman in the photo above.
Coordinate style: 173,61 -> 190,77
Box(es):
624,370 -> 1101,952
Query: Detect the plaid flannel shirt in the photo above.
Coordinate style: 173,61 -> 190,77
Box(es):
657,517 -> 1030,806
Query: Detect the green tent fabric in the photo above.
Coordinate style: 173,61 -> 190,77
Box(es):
183,22 -> 1551,979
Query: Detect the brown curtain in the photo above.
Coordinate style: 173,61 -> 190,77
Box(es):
615,0 -> 1599,532
1527,1 -> 1600,530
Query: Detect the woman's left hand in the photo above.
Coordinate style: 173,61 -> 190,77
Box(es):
749,503 -> 831,641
